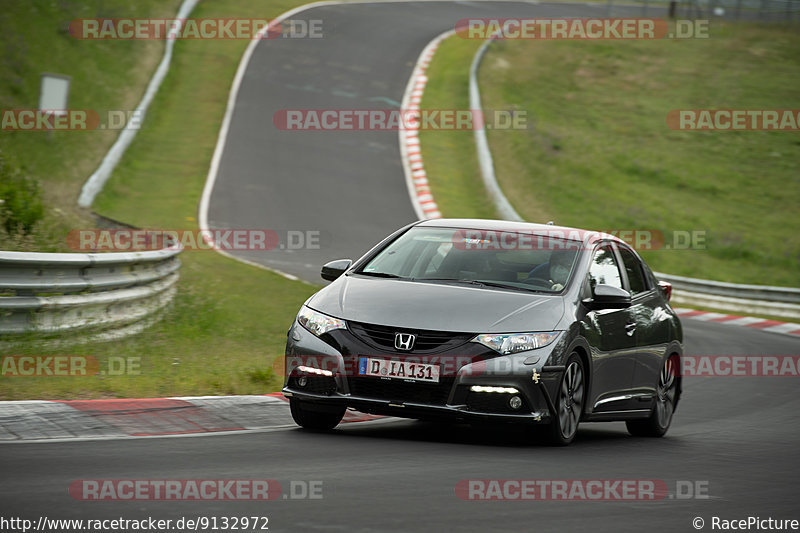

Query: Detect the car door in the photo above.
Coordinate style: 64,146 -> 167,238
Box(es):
581,243 -> 639,413
617,245 -> 672,399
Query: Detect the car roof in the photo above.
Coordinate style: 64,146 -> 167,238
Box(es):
415,218 -> 623,246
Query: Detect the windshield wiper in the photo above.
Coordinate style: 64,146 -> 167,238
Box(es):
356,275 -> 545,292
413,277 -> 468,284
471,280 -> 545,293
356,271 -> 405,279
415,278 -> 544,293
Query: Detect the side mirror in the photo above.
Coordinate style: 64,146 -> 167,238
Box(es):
321,259 -> 352,282
583,284 -> 632,310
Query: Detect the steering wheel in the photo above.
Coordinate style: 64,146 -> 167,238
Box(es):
521,275 -> 552,288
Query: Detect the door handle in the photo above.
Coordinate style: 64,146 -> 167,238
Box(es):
625,323 -> 636,336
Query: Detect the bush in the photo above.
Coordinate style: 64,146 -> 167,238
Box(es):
0,152 -> 44,236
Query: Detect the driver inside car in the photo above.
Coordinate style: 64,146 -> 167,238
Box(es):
526,250 -> 576,291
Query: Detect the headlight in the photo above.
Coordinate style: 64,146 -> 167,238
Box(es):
473,332 -> 560,355
296,306 -> 346,337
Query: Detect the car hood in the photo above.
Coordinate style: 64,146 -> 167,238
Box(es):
307,275 -> 565,333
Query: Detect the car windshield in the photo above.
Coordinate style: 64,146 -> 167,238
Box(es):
357,226 -> 580,293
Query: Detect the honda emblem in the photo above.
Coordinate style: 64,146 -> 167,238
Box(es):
394,333 -> 415,351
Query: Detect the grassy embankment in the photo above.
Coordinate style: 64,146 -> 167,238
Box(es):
1,0 -> 322,400
420,22 -> 800,287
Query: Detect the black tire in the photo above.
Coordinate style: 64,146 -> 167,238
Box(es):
289,399 -> 346,431
546,353 -> 586,446
626,355 -> 679,438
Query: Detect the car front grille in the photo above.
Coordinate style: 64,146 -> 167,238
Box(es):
349,377 -> 454,405
347,322 -> 474,353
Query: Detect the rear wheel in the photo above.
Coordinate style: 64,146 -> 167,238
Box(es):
626,355 -> 678,437
289,399 -> 346,431
547,353 -> 585,446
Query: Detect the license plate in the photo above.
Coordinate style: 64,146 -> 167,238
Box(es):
358,357 -> 440,383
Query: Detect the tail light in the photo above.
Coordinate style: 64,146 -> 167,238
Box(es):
658,281 -> 672,302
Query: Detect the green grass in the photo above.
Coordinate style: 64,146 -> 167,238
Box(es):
0,0 -> 182,239
1,0 -> 323,400
419,39 -> 499,219
420,22 -> 800,286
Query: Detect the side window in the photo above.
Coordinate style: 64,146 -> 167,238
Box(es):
588,245 -> 623,290
618,247 -> 648,295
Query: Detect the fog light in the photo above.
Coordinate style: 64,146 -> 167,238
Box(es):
297,377 -> 308,388
509,396 -> 523,410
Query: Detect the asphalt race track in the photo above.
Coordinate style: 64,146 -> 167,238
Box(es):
3,319 -> 800,532
205,1 -> 662,282
3,3 -> 798,533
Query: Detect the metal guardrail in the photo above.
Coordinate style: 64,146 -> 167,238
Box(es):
0,246 -> 181,338
654,272 -> 800,304
655,272 -> 800,319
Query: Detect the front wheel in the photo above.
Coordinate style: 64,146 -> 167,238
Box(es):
546,353 -> 585,446
626,355 -> 679,438
289,399 -> 346,431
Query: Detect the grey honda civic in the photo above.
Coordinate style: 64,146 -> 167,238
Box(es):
283,219 -> 683,445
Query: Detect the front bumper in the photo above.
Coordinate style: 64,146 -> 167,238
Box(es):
282,384 -> 563,424
283,319 -> 566,424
